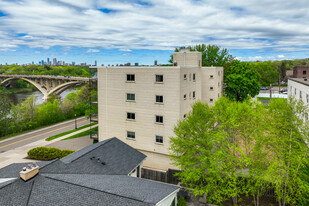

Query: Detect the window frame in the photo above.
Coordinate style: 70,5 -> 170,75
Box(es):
155,95 -> 164,104
126,93 -> 135,101
126,112 -> 136,120
127,131 -> 135,139
184,74 -> 187,80
155,115 -> 164,124
155,135 -> 164,144
126,74 -> 135,82
193,73 -> 196,81
193,91 -> 196,99
155,74 -> 164,83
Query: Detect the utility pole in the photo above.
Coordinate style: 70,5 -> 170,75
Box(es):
75,114 -> 77,130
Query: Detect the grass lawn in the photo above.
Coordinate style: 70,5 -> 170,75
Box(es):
45,122 -> 97,141
61,126 -> 98,141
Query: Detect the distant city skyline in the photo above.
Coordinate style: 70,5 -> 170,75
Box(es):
0,0 -> 309,64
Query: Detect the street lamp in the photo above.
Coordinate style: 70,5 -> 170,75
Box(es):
75,114 -> 77,130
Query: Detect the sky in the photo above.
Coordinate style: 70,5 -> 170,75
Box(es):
0,0 -> 309,65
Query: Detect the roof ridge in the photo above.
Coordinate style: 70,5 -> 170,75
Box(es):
26,181 -> 35,206
64,138 -> 115,164
43,175 -> 150,204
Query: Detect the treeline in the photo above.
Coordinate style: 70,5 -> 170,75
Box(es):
0,85 -> 97,138
0,65 -> 95,77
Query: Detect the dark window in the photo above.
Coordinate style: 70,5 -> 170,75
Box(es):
193,73 -> 196,81
193,91 -> 195,98
210,87 -> 213,90
127,74 -> 135,82
183,114 -> 186,118
307,94 -> 309,103
127,112 -> 135,120
156,115 -> 163,123
127,131 -> 135,139
156,75 -> 163,83
156,135 -> 163,144
303,71 -> 307,75
184,74 -> 187,80
184,94 -> 187,99
156,95 -> 163,103
210,99 -> 213,102
127,93 -> 135,101
210,75 -> 213,78
300,91 -> 302,99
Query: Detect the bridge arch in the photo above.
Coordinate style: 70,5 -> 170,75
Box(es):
1,77 -> 48,99
48,81 -> 81,96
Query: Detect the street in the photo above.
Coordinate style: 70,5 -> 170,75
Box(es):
0,117 -> 90,153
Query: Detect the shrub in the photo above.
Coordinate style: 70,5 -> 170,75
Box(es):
27,147 -> 74,160
177,196 -> 187,206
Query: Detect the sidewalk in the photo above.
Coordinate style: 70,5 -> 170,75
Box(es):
0,127 -> 93,169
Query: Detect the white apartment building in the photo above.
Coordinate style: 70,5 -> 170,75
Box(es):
288,78 -> 309,120
93,50 -> 223,171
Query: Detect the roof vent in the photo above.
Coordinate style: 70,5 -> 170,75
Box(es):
20,164 -> 39,181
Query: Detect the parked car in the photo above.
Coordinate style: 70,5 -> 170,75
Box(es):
260,87 -> 268,90
280,89 -> 288,93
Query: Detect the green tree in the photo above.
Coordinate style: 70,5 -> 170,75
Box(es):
266,98 -> 309,206
251,61 -> 279,86
224,60 -> 261,101
170,98 -> 266,204
169,44 -> 233,66
0,87 -> 11,136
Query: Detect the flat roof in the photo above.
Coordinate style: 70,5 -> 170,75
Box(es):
289,78 -> 309,86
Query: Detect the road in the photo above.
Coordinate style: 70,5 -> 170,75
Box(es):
0,117 -> 90,153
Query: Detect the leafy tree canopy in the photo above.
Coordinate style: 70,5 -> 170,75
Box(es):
169,44 -> 233,66
224,60 -> 261,101
170,97 -> 309,205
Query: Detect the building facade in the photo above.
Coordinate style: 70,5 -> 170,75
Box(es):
288,78 -> 309,120
293,65 -> 309,78
93,50 -> 224,171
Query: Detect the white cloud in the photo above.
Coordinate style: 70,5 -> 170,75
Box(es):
87,49 -> 100,53
278,54 -> 285,58
0,0 -> 308,55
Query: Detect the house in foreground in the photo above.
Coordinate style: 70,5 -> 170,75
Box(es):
0,138 -> 179,206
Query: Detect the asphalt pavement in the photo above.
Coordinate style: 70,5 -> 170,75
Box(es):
0,117 -> 90,153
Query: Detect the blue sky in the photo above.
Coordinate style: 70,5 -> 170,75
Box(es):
0,0 -> 309,65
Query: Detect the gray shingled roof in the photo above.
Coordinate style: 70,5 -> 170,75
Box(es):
41,137 -> 147,175
0,137 -> 179,206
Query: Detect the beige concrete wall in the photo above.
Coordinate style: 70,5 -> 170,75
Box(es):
98,66 -> 182,156
96,51 -> 223,171
173,51 -> 202,67
201,66 -> 224,104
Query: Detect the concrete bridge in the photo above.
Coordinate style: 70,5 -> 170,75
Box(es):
0,74 -> 97,100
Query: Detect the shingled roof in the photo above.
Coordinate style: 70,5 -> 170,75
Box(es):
0,137 -> 179,206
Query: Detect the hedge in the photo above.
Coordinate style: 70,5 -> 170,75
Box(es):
27,147 -> 75,161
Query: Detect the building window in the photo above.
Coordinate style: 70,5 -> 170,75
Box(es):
210,75 -> 213,78
156,115 -> 163,124
210,99 -> 213,102
183,114 -> 186,118
184,94 -> 187,100
155,135 -> 163,144
127,112 -> 135,120
218,71 -> 220,75
303,71 -> 307,75
210,87 -> 213,90
127,131 -> 135,139
193,91 -> 195,98
307,94 -> 309,103
300,91 -> 302,99
156,95 -> 163,103
184,74 -> 187,80
290,86 -> 292,93
156,75 -> 163,83
127,74 -> 135,82
218,82 -> 220,87
189,73 -> 191,80
193,73 -> 196,81
189,92 -> 191,98
295,88 -> 296,95
127,93 -> 135,101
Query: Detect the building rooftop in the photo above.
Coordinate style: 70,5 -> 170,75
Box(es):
0,137 -> 179,206
289,78 -> 309,86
